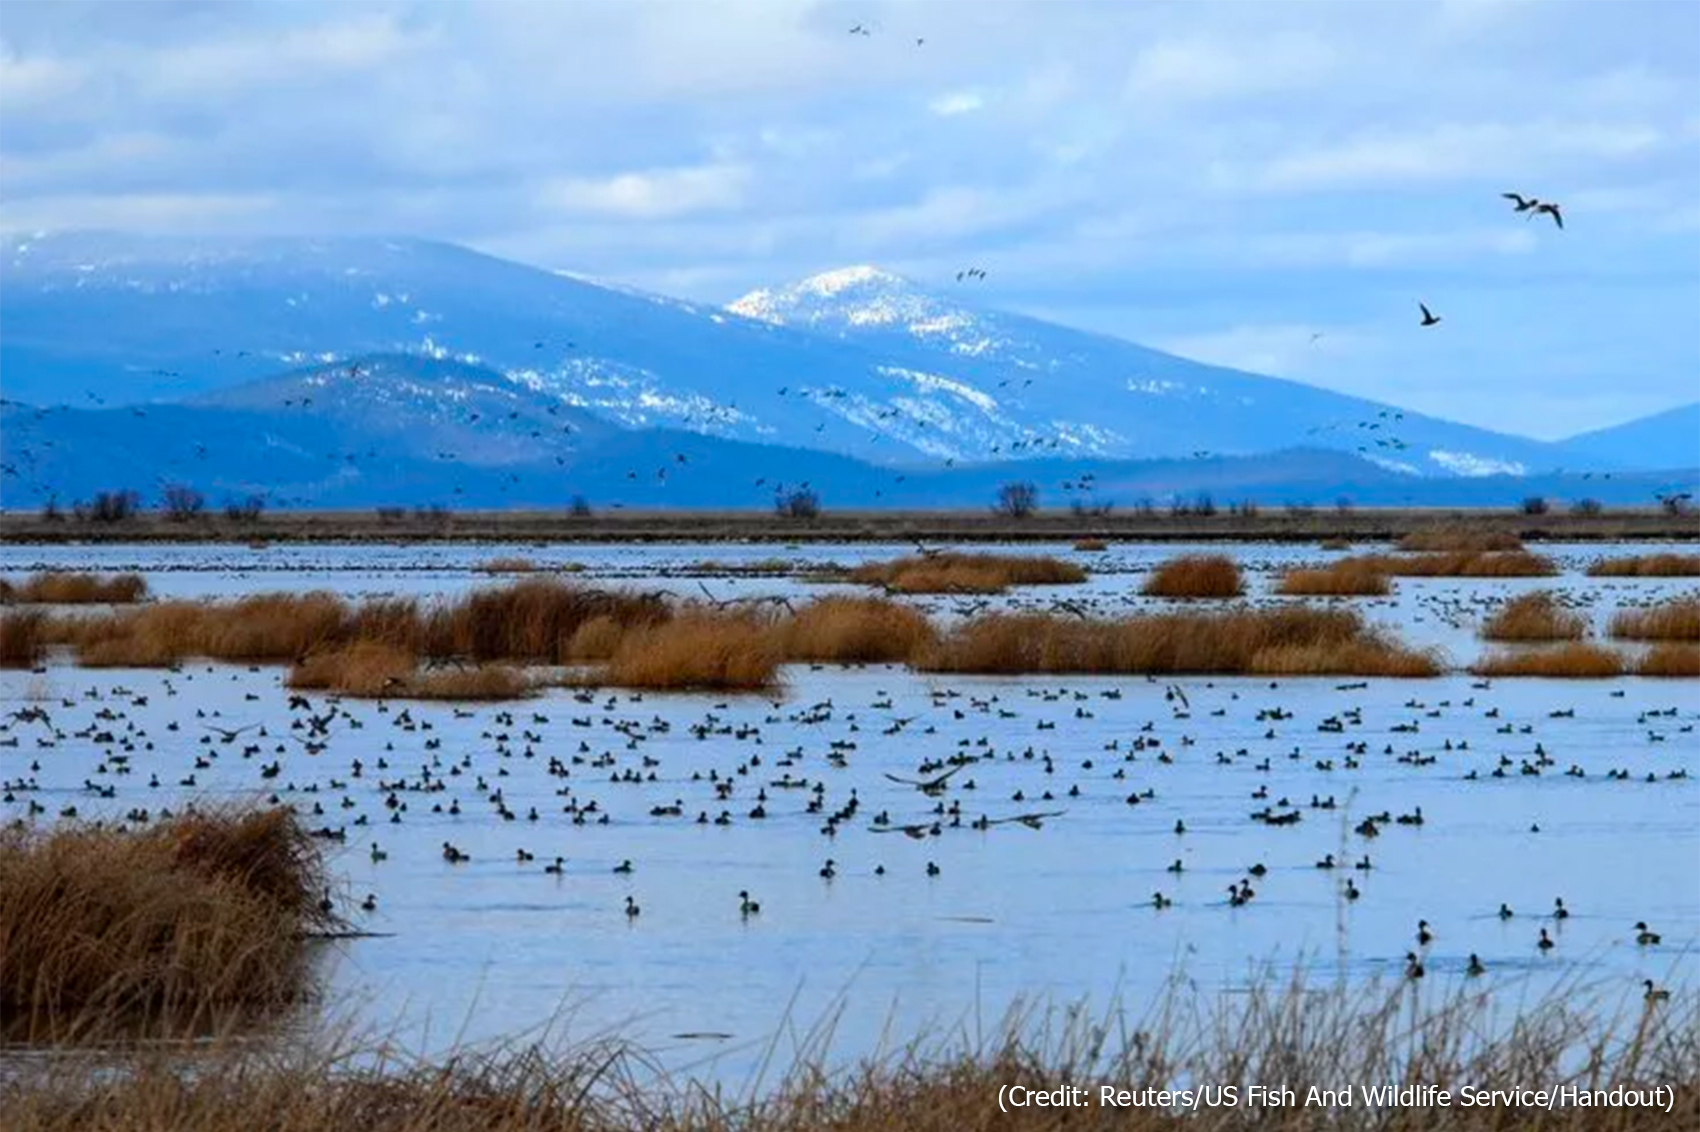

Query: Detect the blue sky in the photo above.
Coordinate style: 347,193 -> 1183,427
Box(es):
1,0 -> 1696,438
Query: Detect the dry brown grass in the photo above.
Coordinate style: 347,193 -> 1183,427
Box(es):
435,579 -> 670,663
0,807 -> 331,1043
477,557 -> 537,573
1637,643 -> 1700,677
917,606 -> 1437,676
1347,551 -> 1557,577
287,642 -> 533,700
1140,554 -> 1245,598
1611,597 -> 1700,642
1588,553 -> 1700,578
4,978 -> 1694,1132
602,612 -> 782,691
778,597 -> 937,663
846,552 -> 1086,595
565,615 -> 629,661
1398,527 -> 1524,552
1073,537 -> 1109,552
1480,592 -> 1588,641
1,608 -> 49,667
1318,537 -> 1352,551
1471,643 -> 1627,678
1,571 -> 148,604
1276,560 -> 1392,596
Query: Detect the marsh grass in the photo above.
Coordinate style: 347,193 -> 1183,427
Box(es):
1346,551 -> 1558,578
477,557 -> 538,573
916,607 -> 1437,676
1610,597 -> 1700,642
1,608 -> 49,667
1073,538 -> 1109,552
0,572 -> 148,605
777,597 -> 937,663
1397,528 -> 1524,552
603,612 -> 782,691
4,976 -> 1694,1132
286,642 -> 533,700
1141,554 -> 1245,598
1588,554 -> 1700,578
1637,643 -> 1700,677
1276,560 -> 1391,597
1472,643 -> 1627,678
0,807 -> 332,1044
1481,592 -> 1589,641
846,553 -> 1086,595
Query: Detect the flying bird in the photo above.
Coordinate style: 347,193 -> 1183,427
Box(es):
1501,192 -> 1540,213
1531,201 -> 1563,229
1419,302 -> 1441,327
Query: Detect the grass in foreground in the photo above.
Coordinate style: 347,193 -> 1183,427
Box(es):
1141,554 -> 1245,599
916,607 -> 1438,676
1588,553 -> 1700,578
3,977 -> 1694,1132
0,807 -> 332,1044
1638,643 -> 1700,677
0,571 -> 148,604
1611,597 -> 1700,642
1480,592 -> 1589,641
1276,559 -> 1391,597
1,608 -> 49,667
845,552 -> 1086,595
777,596 -> 937,663
1472,643 -> 1627,678
602,612 -> 782,691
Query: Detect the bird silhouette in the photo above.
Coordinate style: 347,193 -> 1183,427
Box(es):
1419,302 -> 1441,327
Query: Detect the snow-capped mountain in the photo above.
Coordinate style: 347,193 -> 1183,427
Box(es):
0,231 -> 1628,479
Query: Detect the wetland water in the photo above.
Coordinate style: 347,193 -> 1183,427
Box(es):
2,541 -> 1695,1082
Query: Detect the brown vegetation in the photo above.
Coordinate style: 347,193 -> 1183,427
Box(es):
1588,553 -> 1700,578
1479,592 -> 1588,641
602,612 -> 782,691
286,643 -> 532,700
778,596 -> 937,664
1,571 -> 148,604
1398,527 -> 1524,552
846,552 -> 1086,595
1347,551 -> 1557,577
0,807 -> 331,1043
1471,643 -> 1627,678
1637,643 -> 1700,678
5,978 -> 1693,1132
917,606 -> 1437,677
1276,559 -> 1391,596
1,608 -> 49,667
1610,597 -> 1700,642
1073,537 -> 1109,552
477,557 -> 537,573
1141,554 -> 1245,599
435,579 -> 670,664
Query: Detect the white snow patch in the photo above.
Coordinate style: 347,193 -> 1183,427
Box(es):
1428,450 -> 1526,477
877,366 -> 1000,414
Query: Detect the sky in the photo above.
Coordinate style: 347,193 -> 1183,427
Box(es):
1,0 -> 1697,439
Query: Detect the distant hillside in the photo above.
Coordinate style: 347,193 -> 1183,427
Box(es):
1560,403 -> 1700,470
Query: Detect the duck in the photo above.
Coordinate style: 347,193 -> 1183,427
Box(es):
1498,903 -> 1514,920
1315,854 -> 1336,870
543,856 -> 565,875
624,895 -> 641,919
360,893 -> 377,913
612,859 -> 634,875
819,859 -> 837,879
1152,892 -> 1172,910
1644,980 -> 1670,1003
1552,897 -> 1569,920
1344,879 -> 1361,901
1466,953 -> 1486,978
1537,928 -> 1555,952
1634,921 -> 1661,946
1404,952 -> 1425,980
926,861 -> 941,877
738,890 -> 760,916
369,843 -> 387,863
1416,920 -> 1433,947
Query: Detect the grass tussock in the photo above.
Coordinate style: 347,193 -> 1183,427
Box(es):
846,552 -> 1086,595
1637,643 -> 1700,677
477,557 -> 537,573
1610,597 -> 1700,642
3,977 -> 1694,1132
1073,537 -> 1109,552
436,579 -> 670,663
287,642 -> 533,700
1141,554 -> 1245,599
1348,551 -> 1557,578
0,807 -> 331,1043
917,606 -> 1437,676
1,571 -> 148,605
1398,527 -> 1524,553
1472,643 -> 1627,678
1588,553 -> 1700,578
602,612 -> 782,691
778,597 -> 937,663
1,608 -> 49,667
1276,560 -> 1391,597
1480,592 -> 1588,641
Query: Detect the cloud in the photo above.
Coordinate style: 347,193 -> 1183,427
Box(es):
536,163 -> 751,220
927,90 -> 983,117
1124,33 -> 1334,104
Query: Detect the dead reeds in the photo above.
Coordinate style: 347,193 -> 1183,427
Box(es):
1588,553 -> 1700,578
846,552 -> 1086,595
1480,592 -> 1588,641
1471,643 -> 1627,678
1277,560 -> 1391,597
1073,538 -> 1109,552
602,612 -> 782,691
1398,527 -> 1524,552
916,606 -> 1438,676
1348,551 -> 1557,577
0,806 -> 332,1043
0,571 -> 148,605
1,608 -> 49,667
1141,554 -> 1245,599
778,596 -> 937,664
1610,597 -> 1700,641
1637,643 -> 1700,677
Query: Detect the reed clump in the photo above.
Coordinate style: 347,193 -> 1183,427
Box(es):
1,571 -> 148,604
1472,643 -> 1627,678
916,606 -> 1436,676
4,977 -> 1694,1131
1350,551 -> 1557,577
1,608 -> 49,667
1398,527 -> 1524,552
1637,643 -> 1700,677
602,612 -> 782,691
0,806 -> 332,1043
1277,560 -> 1391,596
1610,597 -> 1700,642
1073,538 -> 1109,552
778,597 -> 937,663
477,557 -> 537,573
1480,592 -> 1588,641
434,579 -> 670,663
1141,554 -> 1245,598
287,642 -> 533,700
1588,553 -> 1700,578
846,553 -> 1086,595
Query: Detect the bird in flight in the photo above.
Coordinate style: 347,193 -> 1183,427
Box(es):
848,23 -> 870,36
1419,302 -> 1441,327
1531,201 -> 1563,229
1501,192 -> 1540,213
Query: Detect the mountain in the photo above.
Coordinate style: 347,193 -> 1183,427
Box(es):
2,231 -> 1594,478
1559,403 -> 1700,470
